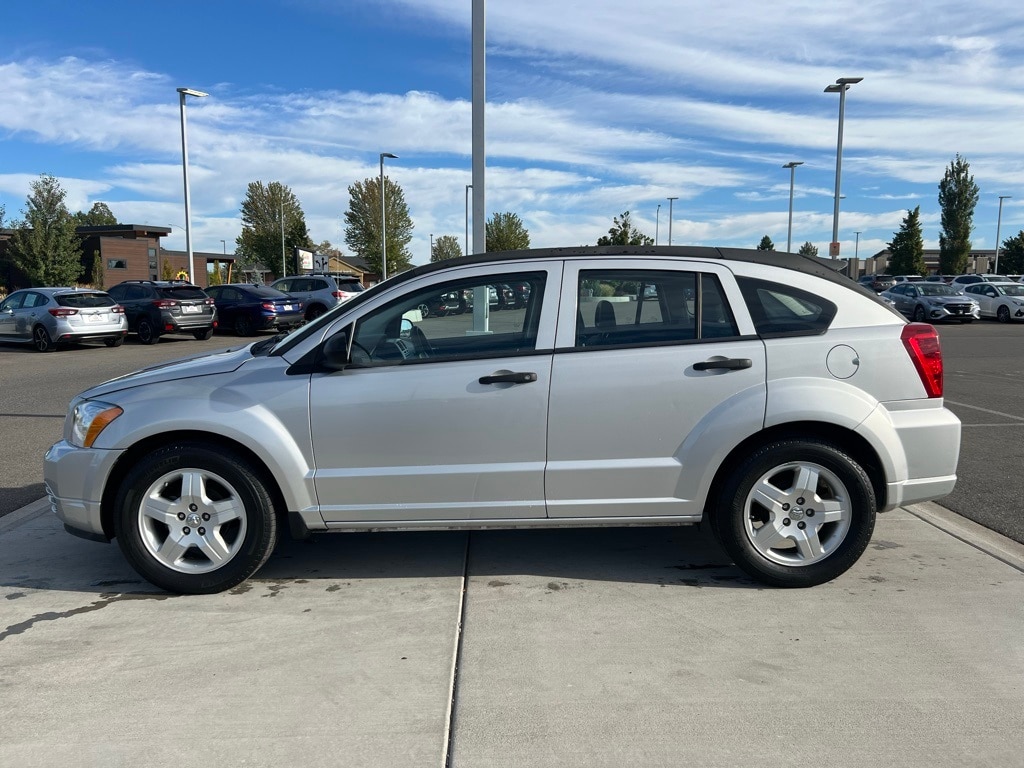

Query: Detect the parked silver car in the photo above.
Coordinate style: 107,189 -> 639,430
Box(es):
0,287 -> 127,352
45,246 -> 962,593
881,281 -> 980,323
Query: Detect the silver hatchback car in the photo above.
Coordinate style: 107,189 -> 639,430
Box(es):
45,247 -> 962,593
0,287 -> 128,351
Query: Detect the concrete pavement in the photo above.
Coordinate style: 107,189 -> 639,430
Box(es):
2,501 -> 1022,767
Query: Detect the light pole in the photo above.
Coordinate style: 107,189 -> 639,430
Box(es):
280,197 -> 286,277
465,184 -> 473,256
177,87 -> 208,284
824,77 -> 862,258
783,161 -> 803,253
854,231 -> 861,259
220,239 -> 226,255
430,233 -> 434,261
667,197 -> 678,246
995,195 -> 1012,274
656,204 -> 661,245
379,152 -> 398,281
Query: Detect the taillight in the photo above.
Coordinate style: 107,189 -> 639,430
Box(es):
262,302 -> 275,311
112,305 -> 125,314
205,298 -> 215,306
331,291 -> 344,299
48,308 -> 78,317
901,323 -> 943,398
153,299 -> 178,308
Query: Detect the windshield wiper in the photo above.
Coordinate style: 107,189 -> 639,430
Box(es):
251,333 -> 286,356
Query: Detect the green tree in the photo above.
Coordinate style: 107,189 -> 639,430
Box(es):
236,181 -> 314,281
343,176 -> 413,277
938,154 -> 980,274
431,234 -> 462,262
887,207 -> 927,276
757,235 -> 775,251
486,212 -> 531,251
91,250 -> 104,288
597,211 -> 654,246
997,230 -> 1024,275
797,241 -> 819,258
9,174 -> 83,286
72,202 -> 118,227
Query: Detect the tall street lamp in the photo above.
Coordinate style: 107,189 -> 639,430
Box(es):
667,197 -> 678,246
430,233 -> 434,261
995,195 -> 1012,274
655,204 -> 661,245
783,161 -> 803,253
824,76 -> 863,258
177,87 -> 208,284
854,231 -> 862,260
465,184 -> 473,256
379,153 -> 398,281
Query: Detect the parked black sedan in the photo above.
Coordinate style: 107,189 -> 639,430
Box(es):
204,284 -> 305,336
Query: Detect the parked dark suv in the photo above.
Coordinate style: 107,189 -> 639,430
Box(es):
107,280 -> 218,344
857,274 -> 896,293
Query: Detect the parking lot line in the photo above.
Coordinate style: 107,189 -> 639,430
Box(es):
944,399 -> 1024,422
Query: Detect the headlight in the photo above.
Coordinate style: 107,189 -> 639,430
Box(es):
70,401 -> 123,448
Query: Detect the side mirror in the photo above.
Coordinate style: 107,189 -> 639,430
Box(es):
321,330 -> 351,371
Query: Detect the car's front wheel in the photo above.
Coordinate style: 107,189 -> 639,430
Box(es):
711,438 -> 876,587
998,306 -> 1011,323
113,443 -> 278,594
912,305 -> 926,322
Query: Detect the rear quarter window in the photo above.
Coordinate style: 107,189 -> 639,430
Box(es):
737,277 -> 837,337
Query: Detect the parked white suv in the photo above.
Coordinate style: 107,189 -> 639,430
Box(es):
45,246 -> 961,594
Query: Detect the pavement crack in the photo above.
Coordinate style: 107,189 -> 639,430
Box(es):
0,592 -> 174,642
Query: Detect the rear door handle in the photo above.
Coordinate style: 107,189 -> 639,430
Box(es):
693,358 -> 752,371
479,371 -> 538,385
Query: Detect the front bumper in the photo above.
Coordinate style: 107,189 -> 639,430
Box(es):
43,440 -> 124,540
925,303 -> 979,322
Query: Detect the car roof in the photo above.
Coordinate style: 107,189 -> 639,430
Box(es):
386,245 -> 858,293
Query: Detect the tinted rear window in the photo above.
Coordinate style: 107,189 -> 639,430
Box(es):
56,292 -> 117,308
252,287 -> 291,299
336,280 -> 364,292
159,286 -> 208,300
737,277 -> 837,337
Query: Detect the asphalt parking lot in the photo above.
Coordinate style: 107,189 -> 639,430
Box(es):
2,320 -> 1024,766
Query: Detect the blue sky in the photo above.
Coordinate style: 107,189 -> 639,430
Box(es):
2,0 -> 1023,266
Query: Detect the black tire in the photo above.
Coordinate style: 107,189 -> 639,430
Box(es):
710,438 -> 876,588
137,318 -> 160,345
234,315 -> 255,336
193,328 -> 214,340
306,304 -> 326,321
113,443 -> 278,594
33,325 -> 56,352
104,336 -> 125,347
912,305 -> 926,322
961,318 -> 974,324
997,306 -> 1010,324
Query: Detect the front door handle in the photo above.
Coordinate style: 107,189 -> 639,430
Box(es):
479,371 -> 538,385
693,358 -> 752,371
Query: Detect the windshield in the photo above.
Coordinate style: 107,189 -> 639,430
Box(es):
919,284 -> 956,296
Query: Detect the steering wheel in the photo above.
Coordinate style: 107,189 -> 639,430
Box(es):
407,324 -> 433,358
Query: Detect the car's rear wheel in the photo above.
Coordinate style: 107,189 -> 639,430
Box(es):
113,443 -> 278,594
105,336 -> 125,347
711,438 -> 876,587
193,328 -> 214,340
234,315 -> 255,336
32,325 -> 56,352
137,318 -> 160,345
998,306 -> 1011,323
306,304 -> 326,321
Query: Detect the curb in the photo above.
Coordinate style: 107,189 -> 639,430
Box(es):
0,497 -> 50,535
906,501 -> 1024,574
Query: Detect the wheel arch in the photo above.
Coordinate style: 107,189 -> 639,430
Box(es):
99,430 -> 291,540
702,421 -> 887,524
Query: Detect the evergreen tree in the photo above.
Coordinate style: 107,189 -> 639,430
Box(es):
486,212 -> 531,251
72,202 -> 118,227
597,211 -> 654,246
938,154 -> 980,274
757,235 -> 775,251
997,231 -> 1024,275
9,174 -> 83,286
797,241 -> 819,258
887,207 -> 928,276
343,176 -> 414,277
431,235 -> 462,262
236,181 -> 314,280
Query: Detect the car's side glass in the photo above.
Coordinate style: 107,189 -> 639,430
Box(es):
23,292 -> 45,309
350,271 -> 547,366
2,293 -> 25,311
737,277 -> 837,337
574,269 -> 737,348
127,285 -> 148,301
